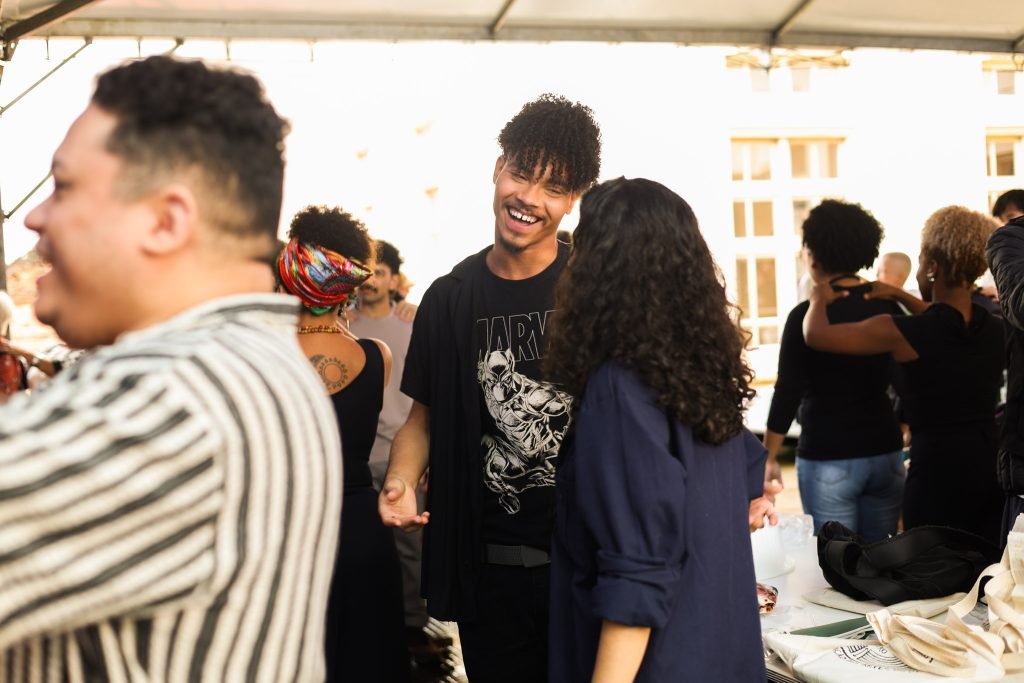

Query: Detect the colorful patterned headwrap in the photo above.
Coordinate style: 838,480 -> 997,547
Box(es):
278,238 -> 371,315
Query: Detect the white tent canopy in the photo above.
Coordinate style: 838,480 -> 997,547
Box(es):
1,0 -> 1023,287
2,0 -> 1024,54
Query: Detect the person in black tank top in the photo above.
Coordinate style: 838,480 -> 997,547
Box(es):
326,338 -> 410,682
333,338 -> 385,488
277,206 -> 410,682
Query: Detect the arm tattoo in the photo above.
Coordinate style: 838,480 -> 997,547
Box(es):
309,354 -> 349,393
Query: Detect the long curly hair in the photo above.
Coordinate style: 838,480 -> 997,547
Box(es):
545,178 -> 755,445
921,206 -> 995,288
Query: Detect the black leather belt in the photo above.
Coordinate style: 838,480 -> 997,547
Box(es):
485,544 -> 550,568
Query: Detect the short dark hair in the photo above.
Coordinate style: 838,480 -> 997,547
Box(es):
375,240 -> 402,275
993,189 -> 1024,220
802,200 -> 884,275
92,56 -> 289,253
498,94 -> 601,194
288,205 -> 373,265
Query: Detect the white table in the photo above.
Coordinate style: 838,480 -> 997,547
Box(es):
758,531 -> 1003,683
761,539 -> 850,633
760,538 -> 858,682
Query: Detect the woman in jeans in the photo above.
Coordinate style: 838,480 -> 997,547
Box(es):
804,206 -> 1004,544
765,200 -> 907,540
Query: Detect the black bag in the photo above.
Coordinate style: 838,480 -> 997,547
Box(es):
817,521 -> 1001,606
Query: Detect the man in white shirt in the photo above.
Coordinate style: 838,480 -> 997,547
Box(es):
0,56 -> 340,682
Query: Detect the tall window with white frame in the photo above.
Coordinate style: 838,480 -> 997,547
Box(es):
986,132 -> 1024,211
730,136 -> 844,374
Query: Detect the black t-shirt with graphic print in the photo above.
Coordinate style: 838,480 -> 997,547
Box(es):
476,243 -> 571,551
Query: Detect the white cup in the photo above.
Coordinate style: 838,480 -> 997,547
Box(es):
751,521 -> 790,580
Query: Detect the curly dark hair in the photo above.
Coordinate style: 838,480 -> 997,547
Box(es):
545,178 -> 755,445
993,189 -> 1024,220
498,94 -> 601,193
288,205 -> 374,264
801,200 -> 884,274
375,240 -> 403,274
93,56 -> 289,252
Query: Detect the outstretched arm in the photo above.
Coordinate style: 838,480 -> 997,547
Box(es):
379,400 -> 431,530
802,283 -> 917,361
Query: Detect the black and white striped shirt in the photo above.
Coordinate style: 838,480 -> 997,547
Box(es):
0,294 -> 342,682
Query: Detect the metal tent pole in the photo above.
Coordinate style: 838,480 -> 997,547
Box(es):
0,0 -> 99,291
0,38 -> 91,290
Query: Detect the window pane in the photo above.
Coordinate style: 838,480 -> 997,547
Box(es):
750,142 -> 772,180
790,142 -> 809,178
793,199 -> 811,235
731,142 -> 744,180
753,201 -> 774,236
791,67 -> 811,92
756,257 -> 777,317
996,141 -> 1015,176
822,142 -> 839,178
733,201 -> 747,237
750,68 -> 770,92
759,326 -> 780,345
736,258 -> 750,316
998,71 -> 1016,96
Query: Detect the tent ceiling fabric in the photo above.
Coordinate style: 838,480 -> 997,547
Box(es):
2,0 -> 1024,52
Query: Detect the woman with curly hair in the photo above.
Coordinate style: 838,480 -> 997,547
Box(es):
545,178 -> 766,682
804,205 -> 1004,543
765,200 -> 908,541
277,205 -> 409,682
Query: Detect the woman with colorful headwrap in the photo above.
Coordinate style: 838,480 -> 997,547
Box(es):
278,205 -> 410,682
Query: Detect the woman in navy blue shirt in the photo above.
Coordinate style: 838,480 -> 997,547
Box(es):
544,178 -> 767,682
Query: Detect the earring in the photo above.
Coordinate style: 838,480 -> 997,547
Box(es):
927,273 -> 936,282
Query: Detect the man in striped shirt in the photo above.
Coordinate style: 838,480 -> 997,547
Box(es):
0,56 -> 342,682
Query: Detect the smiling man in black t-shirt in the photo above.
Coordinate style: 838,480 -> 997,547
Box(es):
379,94 -> 601,682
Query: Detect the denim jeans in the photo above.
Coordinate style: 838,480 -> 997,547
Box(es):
797,450 -> 905,541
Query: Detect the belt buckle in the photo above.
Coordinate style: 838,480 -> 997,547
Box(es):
520,545 -> 549,568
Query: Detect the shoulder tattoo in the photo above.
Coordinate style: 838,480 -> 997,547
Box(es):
309,354 -> 349,392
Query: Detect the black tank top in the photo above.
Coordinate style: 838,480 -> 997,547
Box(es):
330,338 -> 384,490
